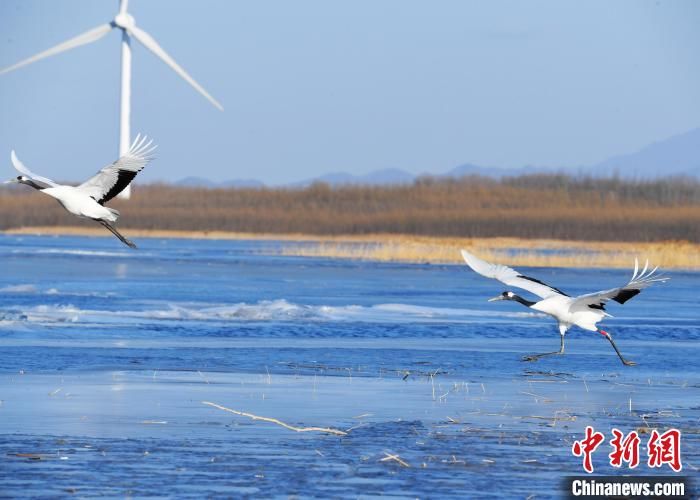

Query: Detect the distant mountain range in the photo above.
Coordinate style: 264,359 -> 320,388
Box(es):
175,127 -> 700,188
586,127 -> 700,178
289,168 -> 415,187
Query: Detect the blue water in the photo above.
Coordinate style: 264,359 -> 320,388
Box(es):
1,234 -> 698,498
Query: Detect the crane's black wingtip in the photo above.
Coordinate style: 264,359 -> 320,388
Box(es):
611,288 -> 641,304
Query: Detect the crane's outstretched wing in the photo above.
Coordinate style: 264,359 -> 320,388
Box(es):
570,259 -> 668,312
10,150 -> 59,187
77,135 -> 156,204
460,249 -> 568,299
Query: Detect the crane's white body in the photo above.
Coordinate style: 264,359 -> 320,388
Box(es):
530,295 -> 606,333
42,186 -> 120,222
0,0 -> 223,199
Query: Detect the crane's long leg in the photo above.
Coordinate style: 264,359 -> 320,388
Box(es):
599,329 -> 636,366
97,220 -> 137,249
522,334 -> 565,362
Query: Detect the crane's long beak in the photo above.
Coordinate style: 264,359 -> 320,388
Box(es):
488,295 -> 505,302
3,179 -> 17,184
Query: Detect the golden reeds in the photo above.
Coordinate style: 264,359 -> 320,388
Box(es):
4,226 -> 699,268
2,174 -> 699,267
278,235 -> 700,269
1,175 -> 699,241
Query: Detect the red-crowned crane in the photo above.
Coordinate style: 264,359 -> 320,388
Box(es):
460,249 -> 669,366
5,135 -> 155,248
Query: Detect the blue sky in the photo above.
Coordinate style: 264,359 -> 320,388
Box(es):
0,0 -> 698,184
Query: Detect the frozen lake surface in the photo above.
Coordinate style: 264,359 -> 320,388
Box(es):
0,234 -> 698,497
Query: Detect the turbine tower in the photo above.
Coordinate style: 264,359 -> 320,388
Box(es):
0,0 -> 223,198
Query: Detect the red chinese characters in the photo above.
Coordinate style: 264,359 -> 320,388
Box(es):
609,428 -> 641,468
572,426 -> 606,473
647,429 -> 682,472
572,427 -> 682,473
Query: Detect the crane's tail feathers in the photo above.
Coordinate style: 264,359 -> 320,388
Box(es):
105,207 -> 120,219
127,133 -> 158,162
642,259 -> 650,277
629,258 -> 669,288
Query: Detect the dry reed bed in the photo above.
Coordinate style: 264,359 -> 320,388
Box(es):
2,175 -> 699,268
4,226 -> 699,269
1,175 -> 699,241
278,236 -> 700,269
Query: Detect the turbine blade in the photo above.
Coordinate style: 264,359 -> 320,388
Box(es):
0,23 -> 114,76
129,26 -> 224,111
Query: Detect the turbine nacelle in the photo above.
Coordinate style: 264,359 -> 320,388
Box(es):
113,12 -> 136,30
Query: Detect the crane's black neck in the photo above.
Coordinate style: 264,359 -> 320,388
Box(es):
511,294 -> 536,308
20,179 -> 47,191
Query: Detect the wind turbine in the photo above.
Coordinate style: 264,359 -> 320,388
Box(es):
0,0 -> 223,198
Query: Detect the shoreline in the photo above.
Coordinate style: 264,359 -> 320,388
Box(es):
3,226 -> 699,269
